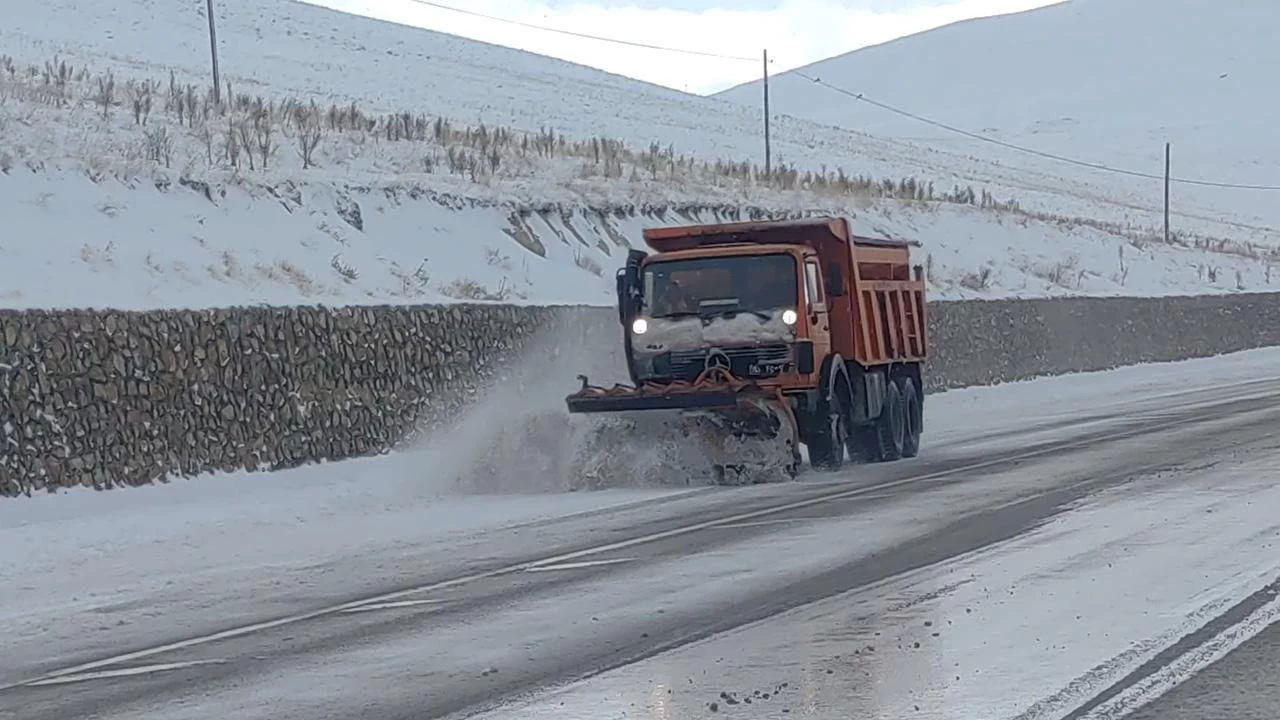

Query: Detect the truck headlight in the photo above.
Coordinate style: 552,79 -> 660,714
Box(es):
781,309 -> 797,325
631,317 -> 648,334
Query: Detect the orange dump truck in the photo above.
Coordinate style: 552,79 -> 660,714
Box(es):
565,216 -> 927,483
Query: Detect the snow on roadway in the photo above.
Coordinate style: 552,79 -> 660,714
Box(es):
5,347 -> 1280,686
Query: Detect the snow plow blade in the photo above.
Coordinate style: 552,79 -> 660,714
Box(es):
565,385 -> 741,414
564,370 -> 802,485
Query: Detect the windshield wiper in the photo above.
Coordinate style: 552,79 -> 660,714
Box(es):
654,309 -> 773,321
711,308 -> 772,321
652,310 -> 702,319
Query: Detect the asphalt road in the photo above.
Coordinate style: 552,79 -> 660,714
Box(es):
4,377 -> 1280,720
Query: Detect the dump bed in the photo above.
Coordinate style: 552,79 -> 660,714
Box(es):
641,216 -> 927,369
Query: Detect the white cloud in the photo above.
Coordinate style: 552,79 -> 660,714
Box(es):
300,0 -> 1063,94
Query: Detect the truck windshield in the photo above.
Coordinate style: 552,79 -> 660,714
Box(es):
642,253 -> 797,319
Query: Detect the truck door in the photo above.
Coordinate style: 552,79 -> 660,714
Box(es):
803,255 -> 832,361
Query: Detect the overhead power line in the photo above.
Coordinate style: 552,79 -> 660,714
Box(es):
404,0 -> 761,61
385,1 -> 1277,191
790,70 -> 1280,191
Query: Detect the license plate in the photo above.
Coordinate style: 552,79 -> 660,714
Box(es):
748,362 -> 789,376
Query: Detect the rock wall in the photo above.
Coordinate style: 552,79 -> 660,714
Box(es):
3,292 -> 1280,497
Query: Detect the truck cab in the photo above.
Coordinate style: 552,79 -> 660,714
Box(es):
607,215 -> 928,472
624,242 -> 828,388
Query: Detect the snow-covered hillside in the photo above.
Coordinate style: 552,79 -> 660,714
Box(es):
8,167 -> 1270,310
1,0 -> 1277,309
716,0 -> 1280,232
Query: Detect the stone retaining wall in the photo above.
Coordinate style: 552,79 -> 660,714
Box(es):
3,292 -> 1279,497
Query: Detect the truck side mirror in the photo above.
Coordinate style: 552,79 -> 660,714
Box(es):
615,270 -> 631,325
616,249 -> 646,324
825,262 -> 846,297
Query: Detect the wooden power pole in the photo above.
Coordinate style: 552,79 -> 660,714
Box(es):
1164,142 -> 1171,245
763,49 -> 771,178
206,0 -> 221,105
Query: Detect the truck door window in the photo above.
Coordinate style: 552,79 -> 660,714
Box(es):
804,261 -> 823,306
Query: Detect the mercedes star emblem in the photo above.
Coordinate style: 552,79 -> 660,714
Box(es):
704,349 -> 731,372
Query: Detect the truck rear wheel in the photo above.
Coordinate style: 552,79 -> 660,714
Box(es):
868,379 -> 906,462
897,376 -> 922,459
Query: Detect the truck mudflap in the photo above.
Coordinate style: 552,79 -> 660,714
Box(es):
564,368 -> 803,483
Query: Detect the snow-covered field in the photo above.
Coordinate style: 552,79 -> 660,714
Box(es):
1,0 -> 1277,309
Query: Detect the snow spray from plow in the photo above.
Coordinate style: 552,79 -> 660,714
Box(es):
431,400 -> 788,493
410,323 -> 782,494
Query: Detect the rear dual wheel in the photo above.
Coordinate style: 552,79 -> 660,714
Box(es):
899,376 -> 922,459
863,374 -> 922,463
810,372 -> 922,470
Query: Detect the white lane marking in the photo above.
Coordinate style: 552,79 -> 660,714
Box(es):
524,558 -> 636,572
338,599 -> 450,613
7,390 -> 1279,691
712,518 -> 822,529
24,660 -> 227,687
1073,592 -> 1280,720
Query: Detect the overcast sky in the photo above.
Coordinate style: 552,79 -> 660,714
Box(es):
302,0 -> 1063,94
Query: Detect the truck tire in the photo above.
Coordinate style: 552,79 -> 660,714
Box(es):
808,381 -> 850,471
869,379 -> 906,462
897,375 -> 922,459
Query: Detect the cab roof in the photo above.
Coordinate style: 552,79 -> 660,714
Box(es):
641,216 -> 917,254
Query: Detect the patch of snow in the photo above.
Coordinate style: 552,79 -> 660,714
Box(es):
637,312 -> 795,351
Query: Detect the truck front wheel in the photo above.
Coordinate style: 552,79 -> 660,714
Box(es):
807,385 -> 850,471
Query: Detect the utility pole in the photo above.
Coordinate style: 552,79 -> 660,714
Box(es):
763,48 -> 771,179
1164,142 -> 1171,245
206,0 -> 221,105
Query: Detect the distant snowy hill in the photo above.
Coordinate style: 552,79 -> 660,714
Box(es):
0,0 -> 1277,309
716,0 -> 1279,223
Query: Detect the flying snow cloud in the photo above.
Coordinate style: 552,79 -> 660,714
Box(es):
298,0 -> 1065,94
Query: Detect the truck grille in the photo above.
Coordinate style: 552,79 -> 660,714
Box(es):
656,345 -> 792,381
